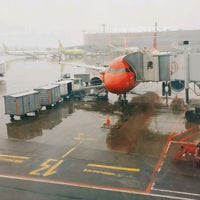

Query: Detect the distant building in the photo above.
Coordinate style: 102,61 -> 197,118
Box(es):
84,29 -> 200,52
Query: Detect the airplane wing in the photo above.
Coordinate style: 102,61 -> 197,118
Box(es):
59,62 -> 107,89
61,62 -> 107,72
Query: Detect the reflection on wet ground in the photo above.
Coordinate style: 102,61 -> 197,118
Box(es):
6,101 -> 74,140
107,92 -> 168,154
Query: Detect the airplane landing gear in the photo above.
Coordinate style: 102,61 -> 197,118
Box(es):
162,81 -> 171,96
162,81 -> 172,105
118,93 -> 128,106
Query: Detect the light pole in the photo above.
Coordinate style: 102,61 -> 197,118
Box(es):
102,24 -> 106,33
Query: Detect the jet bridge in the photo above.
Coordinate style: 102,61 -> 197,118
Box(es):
170,52 -> 200,84
123,45 -> 200,105
169,49 -> 200,123
169,50 -> 200,103
123,44 -> 200,123
123,50 -> 171,82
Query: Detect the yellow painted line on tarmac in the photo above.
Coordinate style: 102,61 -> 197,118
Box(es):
83,168 -> 127,178
0,154 -> 30,160
73,137 -> 82,141
0,157 -> 23,163
87,163 -> 140,172
43,160 -> 64,177
0,154 -> 30,163
61,147 -> 76,159
61,140 -> 83,159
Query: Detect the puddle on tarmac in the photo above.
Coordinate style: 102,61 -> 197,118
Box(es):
107,92 -> 168,155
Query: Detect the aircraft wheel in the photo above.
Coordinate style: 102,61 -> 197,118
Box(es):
46,105 -> 52,109
20,114 -> 27,120
120,99 -> 128,107
35,110 -> 39,116
10,114 -> 14,120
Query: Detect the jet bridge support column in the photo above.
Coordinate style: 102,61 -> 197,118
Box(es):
184,42 -> 190,104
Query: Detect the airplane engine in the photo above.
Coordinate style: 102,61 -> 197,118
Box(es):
171,80 -> 185,92
90,76 -> 103,86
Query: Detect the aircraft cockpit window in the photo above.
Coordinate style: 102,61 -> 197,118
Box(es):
116,68 -> 126,74
107,68 -> 115,73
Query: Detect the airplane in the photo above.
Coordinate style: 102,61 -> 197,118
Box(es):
61,57 -> 136,104
108,44 -> 138,55
108,37 -> 139,55
2,43 -> 48,58
89,22 -> 167,105
58,40 -> 85,58
90,53 -> 138,104
65,22 -> 173,105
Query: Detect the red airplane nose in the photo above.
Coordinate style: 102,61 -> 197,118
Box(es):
104,57 -> 136,94
105,73 -> 135,93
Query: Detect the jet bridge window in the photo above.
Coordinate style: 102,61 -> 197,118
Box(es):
147,61 -> 153,70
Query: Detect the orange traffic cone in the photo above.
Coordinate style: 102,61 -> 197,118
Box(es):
106,115 -> 110,126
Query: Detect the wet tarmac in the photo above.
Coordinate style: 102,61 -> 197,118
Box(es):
0,58 -> 200,199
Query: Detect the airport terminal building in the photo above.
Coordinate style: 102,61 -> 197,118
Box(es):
84,29 -> 200,52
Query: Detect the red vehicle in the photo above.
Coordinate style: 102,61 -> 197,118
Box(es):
174,143 -> 200,167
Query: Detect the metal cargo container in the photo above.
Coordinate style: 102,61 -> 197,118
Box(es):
54,80 -> 72,100
4,90 -> 40,119
34,84 -> 61,108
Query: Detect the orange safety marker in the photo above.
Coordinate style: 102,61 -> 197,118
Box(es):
106,115 -> 111,125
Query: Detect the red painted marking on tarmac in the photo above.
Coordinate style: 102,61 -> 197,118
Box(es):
171,141 -> 195,145
1,172 -> 197,199
180,130 -> 200,142
146,112 -> 184,193
171,125 -> 199,139
0,173 -> 146,195
146,134 -> 173,193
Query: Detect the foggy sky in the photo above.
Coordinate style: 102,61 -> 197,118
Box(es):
0,0 -> 200,48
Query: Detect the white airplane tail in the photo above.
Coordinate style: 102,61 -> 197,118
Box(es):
2,43 -> 10,53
